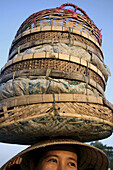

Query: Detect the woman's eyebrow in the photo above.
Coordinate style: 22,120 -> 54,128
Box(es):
44,154 -> 59,159
68,157 -> 77,162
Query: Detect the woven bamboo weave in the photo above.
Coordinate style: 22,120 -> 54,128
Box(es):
1,59 -> 105,90
0,3 -> 112,144
9,30 -> 103,60
14,4 -> 102,45
0,98 -> 113,144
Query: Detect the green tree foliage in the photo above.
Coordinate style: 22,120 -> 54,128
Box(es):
90,141 -> 113,170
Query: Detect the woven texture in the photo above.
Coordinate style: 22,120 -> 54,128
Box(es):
0,3 -> 112,144
1,59 -> 105,90
0,101 -> 112,144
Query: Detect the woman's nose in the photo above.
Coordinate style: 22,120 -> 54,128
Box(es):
57,161 -> 65,170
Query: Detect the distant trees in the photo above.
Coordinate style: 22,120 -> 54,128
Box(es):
90,141 -> 113,169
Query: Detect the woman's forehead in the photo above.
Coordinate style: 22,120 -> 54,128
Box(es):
42,150 -> 78,164
39,146 -> 78,162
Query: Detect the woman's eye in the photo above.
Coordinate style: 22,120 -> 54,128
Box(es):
68,162 -> 76,167
48,158 -> 57,163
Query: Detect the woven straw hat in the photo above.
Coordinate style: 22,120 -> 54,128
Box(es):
1,139 -> 108,170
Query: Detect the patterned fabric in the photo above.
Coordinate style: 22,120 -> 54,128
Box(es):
0,77 -> 100,100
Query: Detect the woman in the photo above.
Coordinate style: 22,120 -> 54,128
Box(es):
1,139 -> 108,170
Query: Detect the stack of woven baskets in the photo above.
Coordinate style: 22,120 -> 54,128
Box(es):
0,3 -> 113,146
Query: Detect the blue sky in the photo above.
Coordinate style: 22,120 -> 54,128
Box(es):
0,0 -> 113,167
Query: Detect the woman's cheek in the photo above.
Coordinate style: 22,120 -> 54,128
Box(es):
40,161 -> 57,170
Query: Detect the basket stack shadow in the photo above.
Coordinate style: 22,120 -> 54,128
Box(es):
0,3 -> 113,145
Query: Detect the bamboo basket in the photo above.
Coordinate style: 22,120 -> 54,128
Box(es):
0,3 -> 112,144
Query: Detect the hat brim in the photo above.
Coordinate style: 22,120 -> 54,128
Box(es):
1,139 -> 108,170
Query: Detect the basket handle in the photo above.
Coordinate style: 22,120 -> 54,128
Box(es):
58,3 -> 87,17
59,3 -> 77,11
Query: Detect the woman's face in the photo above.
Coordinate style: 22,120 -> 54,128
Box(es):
31,145 -> 78,170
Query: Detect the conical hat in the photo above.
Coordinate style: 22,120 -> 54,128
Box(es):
1,139 -> 108,170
